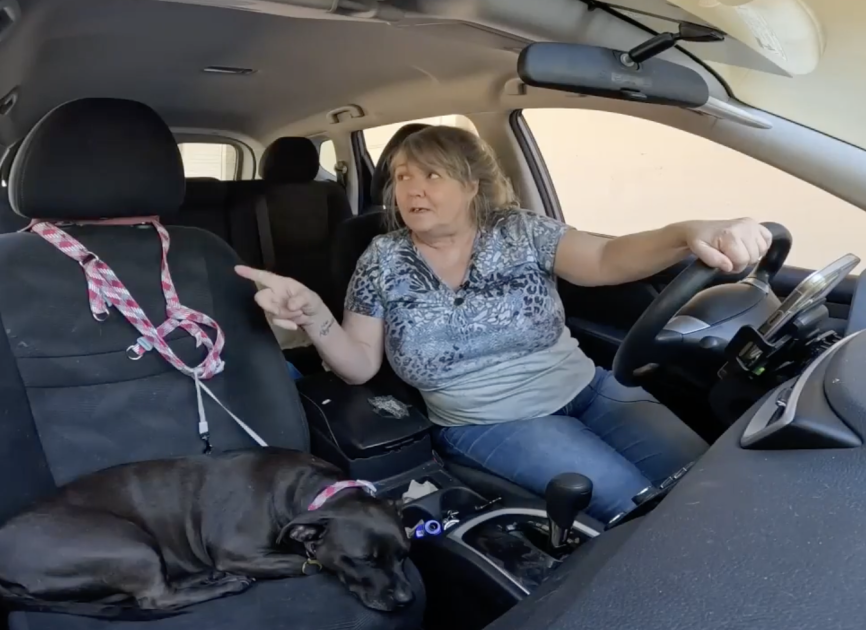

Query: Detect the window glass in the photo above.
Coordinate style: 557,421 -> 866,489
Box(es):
522,108 -> 866,272
177,142 -> 238,180
362,115 -> 478,165
318,139 -> 337,175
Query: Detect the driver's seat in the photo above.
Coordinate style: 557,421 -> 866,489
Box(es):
332,123 -> 541,506
0,97 -> 425,630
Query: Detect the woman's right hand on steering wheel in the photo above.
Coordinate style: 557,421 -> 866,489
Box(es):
234,265 -> 327,331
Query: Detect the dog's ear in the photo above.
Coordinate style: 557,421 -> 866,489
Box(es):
276,511 -> 331,546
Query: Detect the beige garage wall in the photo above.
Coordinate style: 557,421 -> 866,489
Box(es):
523,109 -> 866,273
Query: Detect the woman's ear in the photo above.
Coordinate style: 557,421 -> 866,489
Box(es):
276,511 -> 331,546
467,179 -> 480,197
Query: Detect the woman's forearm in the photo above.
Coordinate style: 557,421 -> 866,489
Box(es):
555,222 -> 691,287
597,222 -> 691,284
300,309 -> 382,385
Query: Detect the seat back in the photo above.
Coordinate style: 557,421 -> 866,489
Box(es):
332,123 -> 430,310
0,139 -> 27,233
0,98 -> 308,523
165,177 -> 266,268
258,137 -> 351,315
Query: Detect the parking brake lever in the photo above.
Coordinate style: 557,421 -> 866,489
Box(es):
545,473 -> 593,549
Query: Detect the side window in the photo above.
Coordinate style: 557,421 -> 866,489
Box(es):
522,108 -> 866,272
177,142 -> 239,180
362,115 -> 478,165
318,139 -> 337,175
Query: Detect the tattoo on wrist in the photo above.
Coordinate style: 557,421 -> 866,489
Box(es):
318,318 -> 334,338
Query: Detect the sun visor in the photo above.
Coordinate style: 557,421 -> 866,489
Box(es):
666,0 -> 825,76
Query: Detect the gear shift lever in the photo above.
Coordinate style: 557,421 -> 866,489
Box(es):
545,473 -> 593,549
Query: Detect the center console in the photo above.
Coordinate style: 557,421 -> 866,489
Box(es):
296,371 -> 604,629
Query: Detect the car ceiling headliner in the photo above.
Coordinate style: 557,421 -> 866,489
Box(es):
0,0 -> 516,144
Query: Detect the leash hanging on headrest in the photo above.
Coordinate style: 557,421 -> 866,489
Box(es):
28,219 -> 268,452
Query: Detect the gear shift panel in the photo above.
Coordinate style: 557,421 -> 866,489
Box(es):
447,474 -> 597,593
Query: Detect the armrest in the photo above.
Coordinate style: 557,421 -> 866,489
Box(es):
297,371 -> 432,461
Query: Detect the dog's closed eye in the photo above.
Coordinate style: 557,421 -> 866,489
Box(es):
343,553 -> 377,568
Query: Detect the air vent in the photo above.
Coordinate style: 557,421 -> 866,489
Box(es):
202,66 -> 257,76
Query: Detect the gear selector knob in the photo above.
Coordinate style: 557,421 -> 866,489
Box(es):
545,473 -> 593,549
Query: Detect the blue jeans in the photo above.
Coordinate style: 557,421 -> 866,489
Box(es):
433,366 -> 708,523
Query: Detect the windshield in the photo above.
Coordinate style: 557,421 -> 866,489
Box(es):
610,0 -> 864,150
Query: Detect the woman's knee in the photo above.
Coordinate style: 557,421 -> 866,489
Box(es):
435,417 -> 651,523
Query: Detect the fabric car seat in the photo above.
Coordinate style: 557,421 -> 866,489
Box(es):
0,97 -> 424,630
258,136 -> 351,316
0,138 -> 27,233
330,123 -> 539,505
252,137 -> 353,373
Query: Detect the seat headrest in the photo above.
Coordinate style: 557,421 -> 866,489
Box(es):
0,138 -> 22,188
369,122 -> 431,208
9,98 -> 185,220
260,137 -> 319,184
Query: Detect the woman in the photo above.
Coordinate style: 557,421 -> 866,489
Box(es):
236,126 -> 771,522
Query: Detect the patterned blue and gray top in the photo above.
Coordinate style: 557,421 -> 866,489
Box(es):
345,208 -> 595,426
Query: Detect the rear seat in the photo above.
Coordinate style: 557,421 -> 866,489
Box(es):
220,137 -> 353,373
254,136 -> 353,315
164,177 -> 266,269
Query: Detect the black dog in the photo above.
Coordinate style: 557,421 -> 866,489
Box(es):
0,447 -> 413,618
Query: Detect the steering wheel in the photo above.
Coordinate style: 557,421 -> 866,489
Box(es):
612,222 -> 793,386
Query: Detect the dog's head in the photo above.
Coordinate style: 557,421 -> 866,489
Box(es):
279,495 -> 413,612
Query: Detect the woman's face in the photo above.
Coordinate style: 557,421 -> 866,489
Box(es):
392,157 -> 478,237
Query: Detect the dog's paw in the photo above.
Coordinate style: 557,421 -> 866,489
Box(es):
204,570 -> 229,584
214,574 -> 255,592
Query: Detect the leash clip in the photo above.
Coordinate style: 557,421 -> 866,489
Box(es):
302,549 -> 323,575
201,431 -> 212,454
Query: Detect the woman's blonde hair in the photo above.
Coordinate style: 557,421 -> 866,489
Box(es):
383,125 -> 519,231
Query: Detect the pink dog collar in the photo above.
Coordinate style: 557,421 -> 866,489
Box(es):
308,480 -> 377,511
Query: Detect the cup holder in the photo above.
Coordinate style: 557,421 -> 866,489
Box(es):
401,486 -> 488,528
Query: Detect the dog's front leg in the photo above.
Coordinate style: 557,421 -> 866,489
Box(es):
215,553 -> 308,580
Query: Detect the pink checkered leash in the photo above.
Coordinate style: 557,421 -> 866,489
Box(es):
27,219 -> 267,452
308,480 -> 378,511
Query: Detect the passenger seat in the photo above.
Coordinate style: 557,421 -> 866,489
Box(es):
0,97 -> 424,630
0,139 -> 26,233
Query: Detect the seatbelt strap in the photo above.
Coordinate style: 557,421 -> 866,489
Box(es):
255,196 -> 276,271
28,219 -> 268,451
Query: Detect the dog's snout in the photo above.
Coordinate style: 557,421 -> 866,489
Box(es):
392,582 -> 414,606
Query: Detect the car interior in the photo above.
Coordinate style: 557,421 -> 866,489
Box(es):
2,0 -> 866,629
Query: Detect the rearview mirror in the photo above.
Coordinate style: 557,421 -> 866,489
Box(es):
517,42 -> 710,108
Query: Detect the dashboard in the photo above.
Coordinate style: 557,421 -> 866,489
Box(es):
487,270 -> 866,630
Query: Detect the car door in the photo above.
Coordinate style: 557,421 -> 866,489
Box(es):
557,260 -> 858,371
513,107 -> 866,370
